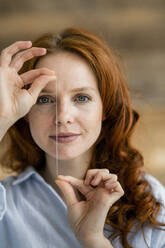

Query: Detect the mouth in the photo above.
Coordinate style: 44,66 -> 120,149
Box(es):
49,134 -> 81,143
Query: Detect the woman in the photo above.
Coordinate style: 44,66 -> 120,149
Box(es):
0,27 -> 164,248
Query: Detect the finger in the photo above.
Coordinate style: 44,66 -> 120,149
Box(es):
10,47 -> 46,72
112,182 -> 124,195
89,172 -> 118,190
107,182 -> 125,205
20,68 -> 55,85
86,183 -> 124,221
0,41 -> 32,66
105,180 -> 119,191
27,75 -> 56,104
97,182 -> 124,212
91,172 -> 117,186
57,175 -> 92,196
55,179 -> 79,207
84,168 -> 109,186
85,170 -> 111,186
90,172 -> 102,186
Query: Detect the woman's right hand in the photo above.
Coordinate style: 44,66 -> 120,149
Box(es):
0,41 -> 56,125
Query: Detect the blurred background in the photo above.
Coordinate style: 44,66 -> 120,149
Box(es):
0,0 -> 164,185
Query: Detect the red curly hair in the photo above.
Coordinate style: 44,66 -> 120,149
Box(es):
0,27 -> 164,248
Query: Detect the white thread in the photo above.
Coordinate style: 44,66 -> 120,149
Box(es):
56,78 -> 58,177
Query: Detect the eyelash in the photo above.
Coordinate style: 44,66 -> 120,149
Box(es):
36,94 -> 92,105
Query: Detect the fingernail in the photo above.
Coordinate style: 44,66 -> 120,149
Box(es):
49,70 -> 55,74
27,41 -> 32,46
56,175 -> 70,183
41,48 -> 47,53
57,175 -> 66,179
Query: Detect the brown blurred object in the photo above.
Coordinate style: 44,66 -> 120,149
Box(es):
132,105 -> 165,186
0,0 -> 164,185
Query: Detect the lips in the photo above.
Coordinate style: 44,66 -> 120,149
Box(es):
49,133 -> 81,143
51,132 -> 81,137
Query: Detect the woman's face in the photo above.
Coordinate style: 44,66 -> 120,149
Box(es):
27,51 -> 104,160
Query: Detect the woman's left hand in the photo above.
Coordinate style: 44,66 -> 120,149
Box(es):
55,169 -> 124,247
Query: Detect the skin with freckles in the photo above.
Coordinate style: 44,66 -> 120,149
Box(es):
27,51 -> 104,185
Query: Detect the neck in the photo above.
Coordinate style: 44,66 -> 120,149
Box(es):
40,150 -> 93,200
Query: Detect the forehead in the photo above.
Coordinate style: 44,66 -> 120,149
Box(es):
36,51 -> 98,91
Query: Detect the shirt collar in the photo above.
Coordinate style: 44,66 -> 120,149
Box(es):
12,165 -> 68,211
12,166 -> 44,186
11,166 -> 114,231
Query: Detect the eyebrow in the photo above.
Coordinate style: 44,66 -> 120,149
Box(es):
40,87 -> 96,94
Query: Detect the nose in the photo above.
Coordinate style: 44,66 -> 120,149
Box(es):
53,100 -> 74,126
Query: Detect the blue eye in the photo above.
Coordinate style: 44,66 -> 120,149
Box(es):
76,95 -> 90,103
36,95 -> 91,105
36,96 -> 55,104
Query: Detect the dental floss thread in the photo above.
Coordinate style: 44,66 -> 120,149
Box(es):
56,78 -> 59,177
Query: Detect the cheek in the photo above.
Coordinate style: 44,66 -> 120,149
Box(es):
28,111 -> 50,137
88,105 -> 103,122
81,108 -> 103,131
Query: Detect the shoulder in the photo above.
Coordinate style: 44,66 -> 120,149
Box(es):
104,174 -> 165,247
0,166 -> 36,221
144,173 -> 165,206
144,173 -> 165,228
139,174 -> 165,247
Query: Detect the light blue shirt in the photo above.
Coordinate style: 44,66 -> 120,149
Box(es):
0,166 -> 165,248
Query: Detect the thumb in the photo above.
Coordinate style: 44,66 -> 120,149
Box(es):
27,75 -> 56,103
55,178 -> 79,208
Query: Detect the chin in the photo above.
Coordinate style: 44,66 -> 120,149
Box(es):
55,152 -> 82,161
45,142 -> 93,161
